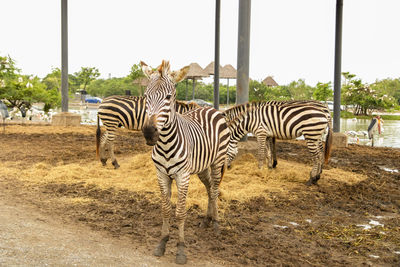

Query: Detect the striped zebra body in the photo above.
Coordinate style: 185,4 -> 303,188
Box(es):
225,101 -> 332,185
96,95 -> 198,168
141,60 -> 229,264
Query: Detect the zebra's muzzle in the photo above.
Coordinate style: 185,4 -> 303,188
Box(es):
142,125 -> 160,146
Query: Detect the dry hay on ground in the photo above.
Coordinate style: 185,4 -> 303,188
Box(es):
1,152 -> 367,213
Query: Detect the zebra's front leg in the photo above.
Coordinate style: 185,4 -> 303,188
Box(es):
256,134 -> 267,169
154,171 -> 172,257
175,173 -> 190,265
208,164 -> 223,234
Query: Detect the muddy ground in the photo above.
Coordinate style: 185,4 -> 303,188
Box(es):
0,125 -> 399,266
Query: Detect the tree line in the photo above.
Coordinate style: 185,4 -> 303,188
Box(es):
1,54 -> 399,116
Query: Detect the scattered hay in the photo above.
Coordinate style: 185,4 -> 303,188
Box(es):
0,152 -> 367,212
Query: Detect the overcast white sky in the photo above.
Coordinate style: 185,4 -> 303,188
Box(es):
1,0 -> 399,86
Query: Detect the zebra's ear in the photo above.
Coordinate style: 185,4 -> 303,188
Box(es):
170,65 -> 189,83
140,61 -> 153,79
157,60 -> 171,78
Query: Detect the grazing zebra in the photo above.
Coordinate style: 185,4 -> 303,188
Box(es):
140,60 -> 230,264
225,100 -> 332,185
96,95 -> 198,168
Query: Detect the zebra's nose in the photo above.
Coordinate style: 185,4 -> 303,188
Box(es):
143,125 -> 159,146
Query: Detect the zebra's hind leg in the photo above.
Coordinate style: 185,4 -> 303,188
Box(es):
265,137 -> 274,169
271,137 -> 278,168
106,135 -> 120,169
175,173 -> 190,265
99,132 -> 108,166
154,170 -> 172,257
197,168 -> 212,227
305,138 -> 324,186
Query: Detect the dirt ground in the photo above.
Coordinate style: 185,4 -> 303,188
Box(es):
0,125 -> 399,266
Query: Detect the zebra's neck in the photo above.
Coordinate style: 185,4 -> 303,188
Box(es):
228,112 -> 250,142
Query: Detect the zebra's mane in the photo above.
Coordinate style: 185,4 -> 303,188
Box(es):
176,100 -> 200,109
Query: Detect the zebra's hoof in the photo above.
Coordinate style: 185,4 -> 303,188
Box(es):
273,160 -> 278,168
200,216 -> 212,228
112,160 -> 120,169
176,253 -> 187,265
212,220 -> 220,235
154,236 -> 169,257
153,245 -> 166,257
306,175 -> 320,186
176,242 -> 187,265
100,159 -> 107,166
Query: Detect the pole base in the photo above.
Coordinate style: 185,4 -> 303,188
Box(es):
52,112 -> 81,126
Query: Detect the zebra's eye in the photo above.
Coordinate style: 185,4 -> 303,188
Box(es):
165,94 -> 171,100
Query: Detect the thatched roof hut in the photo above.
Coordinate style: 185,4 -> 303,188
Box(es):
262,76 -> 279,87
204,61 -> 223,75
186,63 -> 208,79
220,64 -> 237,79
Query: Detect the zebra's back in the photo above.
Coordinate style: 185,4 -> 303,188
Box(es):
98,96 -> 146,130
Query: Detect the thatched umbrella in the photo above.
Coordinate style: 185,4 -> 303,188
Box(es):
132,77 -> 149,96
185,63 -> 209,100
220,64 -> 237,107
262,76 -> 279,87
204,61 -> 223,75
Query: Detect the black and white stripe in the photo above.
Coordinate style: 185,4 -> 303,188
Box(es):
224,100 -> 332,185
141,60 -> 230,264
96,95 -> 198,168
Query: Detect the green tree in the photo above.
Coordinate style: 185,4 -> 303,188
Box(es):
87,77 -> 140,97
128,63 -> 146,96
313,82 -> 333,102
371,78 -> 400,106
74,67 -> 100,92
285,79 -> 314,100
0,55 -> 60,113
341,73 -> 396,115
42,67 -> 61,92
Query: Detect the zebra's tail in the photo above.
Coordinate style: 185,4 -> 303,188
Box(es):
324,118 -> 333,164
96,115 -> 101,159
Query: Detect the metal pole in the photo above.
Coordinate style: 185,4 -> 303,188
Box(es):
214,0 -> 221,110
236,0 -> 251,105
227,78 -> 230,107
61,0 -> 68,112
333,0 -> 343,132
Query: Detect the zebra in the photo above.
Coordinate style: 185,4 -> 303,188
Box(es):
140,60 -> 230,264
224,100 -> 332,186
96,95 -> 198,168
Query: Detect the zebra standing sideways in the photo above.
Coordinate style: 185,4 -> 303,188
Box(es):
225,101 -> 332,186
96,96 -> 198,168
140,60 -> 230,264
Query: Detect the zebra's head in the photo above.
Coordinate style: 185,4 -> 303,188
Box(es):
140,60 -> 189,146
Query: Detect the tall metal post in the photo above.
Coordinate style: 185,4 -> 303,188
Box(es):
61,0 -> 69,112
333,0 -> 343,132
236,0 -> 251,105
213,0 -> 221,110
